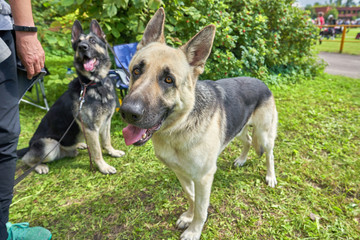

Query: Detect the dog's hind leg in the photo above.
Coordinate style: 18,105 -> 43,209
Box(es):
255,127 -> 277,188
265,148 -> 277,188
100,119 -> 125,158
22,138 -> 61,174
234,125 -> 252,167
265,105 -> 278,188
253,107 -> 278,187
249,96 -> 278,187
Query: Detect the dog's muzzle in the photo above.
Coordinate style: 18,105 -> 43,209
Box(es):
78,43 -> 99,72
120,100 -> 165,146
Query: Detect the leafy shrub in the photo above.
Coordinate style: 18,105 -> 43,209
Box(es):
163,0 -> 322,83
33,0 -> 323,86
43,55 -> 75,101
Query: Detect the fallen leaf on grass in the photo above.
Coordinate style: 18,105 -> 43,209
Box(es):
309,213 -> 319,221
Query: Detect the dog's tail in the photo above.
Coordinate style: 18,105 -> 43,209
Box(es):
17,147 -> 29,159
252,132 -> 264,158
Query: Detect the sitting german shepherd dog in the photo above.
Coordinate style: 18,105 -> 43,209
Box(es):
18,20 -> 124,174
120,8 -> 278,240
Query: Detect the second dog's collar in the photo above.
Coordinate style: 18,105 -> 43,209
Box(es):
78,77 -> 100,88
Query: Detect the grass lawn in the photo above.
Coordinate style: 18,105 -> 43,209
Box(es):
315,28 -> 360,55
11,73 -> 360,239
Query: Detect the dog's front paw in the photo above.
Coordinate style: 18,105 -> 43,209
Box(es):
108,149 -> 125,158
35,164 -> 49,174
98,162 -> 117,174
266,175 -> 277,188
180,229 -> 201,240
234,157 -> 247,167
176,213 -> 193,230
77,143 -> 88,149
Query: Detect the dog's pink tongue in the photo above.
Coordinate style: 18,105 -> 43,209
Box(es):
123,125 -> 147,146
84,58 -> 95,71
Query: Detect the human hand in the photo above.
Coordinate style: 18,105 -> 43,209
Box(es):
15,31 -> 45,79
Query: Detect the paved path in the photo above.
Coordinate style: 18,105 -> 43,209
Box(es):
318,52 -> 360,79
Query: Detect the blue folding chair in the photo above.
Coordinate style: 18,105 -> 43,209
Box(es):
108,42 -> 138,102
113,42 -> 138,71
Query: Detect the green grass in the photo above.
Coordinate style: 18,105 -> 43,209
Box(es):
315,28 -> 360,55
11,73 -> 360,239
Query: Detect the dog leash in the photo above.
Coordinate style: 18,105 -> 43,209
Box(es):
14,113 -> 79,186
14,80 -> 95,186
106,42 -> 131,79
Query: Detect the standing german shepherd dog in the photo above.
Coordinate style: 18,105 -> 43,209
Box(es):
120,8 -> 278,240
18,20 -> 124,174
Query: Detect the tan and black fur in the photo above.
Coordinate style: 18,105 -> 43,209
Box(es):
17,20 -> 124,174
120,8 -> 277,240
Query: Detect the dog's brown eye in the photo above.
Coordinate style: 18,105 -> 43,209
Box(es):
89,38 -> 96,44
133,68 -> 140,76
165,76 -> 173,84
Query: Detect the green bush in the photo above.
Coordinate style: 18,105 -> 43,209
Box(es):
162,0 -> 322,83
33,0 -> 323,86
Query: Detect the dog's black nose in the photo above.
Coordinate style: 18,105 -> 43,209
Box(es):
79,42 -> 89,51
120,101 -> 144,124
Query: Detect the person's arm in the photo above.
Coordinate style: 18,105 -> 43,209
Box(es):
9,0 -> 45,79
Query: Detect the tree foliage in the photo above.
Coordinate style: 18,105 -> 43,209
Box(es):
33,0 -> 322,84
324,7 -> 339,20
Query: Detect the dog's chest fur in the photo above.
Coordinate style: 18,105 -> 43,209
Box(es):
151,81 -> 225,177
152,125 -> 222,178
71,77 -> 116,130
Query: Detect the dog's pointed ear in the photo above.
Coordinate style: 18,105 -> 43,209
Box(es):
180,25 -> 216,75
90,20 -> 106,42
71,20 -> 83,47
137,8 -> 165,50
